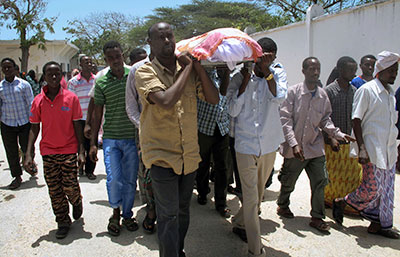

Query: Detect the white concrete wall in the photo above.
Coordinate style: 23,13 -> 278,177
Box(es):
0,40 -> 78,80
252,0 -> 400,88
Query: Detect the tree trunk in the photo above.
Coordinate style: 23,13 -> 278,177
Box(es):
20,45 -> 30,73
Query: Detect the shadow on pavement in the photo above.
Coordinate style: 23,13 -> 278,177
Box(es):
264,246 -> 292,257
31,219 -> 92,248
78,174 -> 106,184
280,215 -> 332,237
262,189 -> 280,202
0,176 -> 45,190
332,224 -> 400,250
260,218 -> 280,235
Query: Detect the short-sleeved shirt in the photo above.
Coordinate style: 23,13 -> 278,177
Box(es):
350,76 -> 366,89
351,78 -> 398,169
325,80 -> 356,136
0,77 -> 33,126
135,57 -> 204,175
30,86 -> 82,156
68,73 -> 95,120
94,67 -> 135,140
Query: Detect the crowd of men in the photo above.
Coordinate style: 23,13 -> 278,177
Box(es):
1,21 -> 399,257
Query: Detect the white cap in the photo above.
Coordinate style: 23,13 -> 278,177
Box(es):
373,50 -> 400,77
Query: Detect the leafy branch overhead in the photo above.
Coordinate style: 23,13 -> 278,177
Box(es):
253,0 -> 375,22
0,0 -> 56,72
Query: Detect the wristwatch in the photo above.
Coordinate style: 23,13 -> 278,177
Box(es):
265,73 -> 274,81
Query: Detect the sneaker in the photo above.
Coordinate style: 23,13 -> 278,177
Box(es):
73,201 -> 83,220
55,226 -> 70,239
8,177 -> 22,190
277,206 -> 294,219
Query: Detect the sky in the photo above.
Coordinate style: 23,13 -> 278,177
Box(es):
0,0 -> 206,40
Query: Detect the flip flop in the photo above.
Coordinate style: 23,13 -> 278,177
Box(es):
368,229 -> 400,239
107,217 -> 121,236
142,214 -> 156,234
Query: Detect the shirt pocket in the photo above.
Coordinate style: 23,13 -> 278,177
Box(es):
310,109 -> 323,129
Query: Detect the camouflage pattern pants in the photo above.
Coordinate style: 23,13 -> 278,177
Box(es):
43,154 -> 82,226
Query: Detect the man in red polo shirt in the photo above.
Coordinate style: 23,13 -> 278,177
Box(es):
24,61 -> 85,239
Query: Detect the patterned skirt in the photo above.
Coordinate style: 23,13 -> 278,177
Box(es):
324,144 -> 362,215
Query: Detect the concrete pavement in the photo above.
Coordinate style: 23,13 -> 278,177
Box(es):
0,137 -> 399,257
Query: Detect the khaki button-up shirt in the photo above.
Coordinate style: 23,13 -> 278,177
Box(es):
135,57 -> 203,175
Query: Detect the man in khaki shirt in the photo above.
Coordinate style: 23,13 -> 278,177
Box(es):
135,22 -> 219,257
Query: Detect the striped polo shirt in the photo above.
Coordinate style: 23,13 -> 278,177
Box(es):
94,67 -> 136,140
68,73 -> 94,120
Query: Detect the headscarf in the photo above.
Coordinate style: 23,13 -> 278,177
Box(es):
373,50 -> 400,77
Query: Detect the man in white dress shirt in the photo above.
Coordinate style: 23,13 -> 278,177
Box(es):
227,37 -> 287,257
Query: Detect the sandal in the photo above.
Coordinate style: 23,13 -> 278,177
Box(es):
142,214 -> 156,234
309,218 -> 330,232
107,217 -> 121,236
368,229 -> 400,239
122,217 -> 139,232
25,163 -> 38,176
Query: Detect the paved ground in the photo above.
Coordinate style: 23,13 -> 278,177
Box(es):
0,136 -> 399,257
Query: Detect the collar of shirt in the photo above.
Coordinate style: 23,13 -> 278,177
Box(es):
77,72 -> 95,82
373,78 -> 394,95
105,67 -> 130,80
42,85 -> 64,102
2,76 -> 19,85
300,82 -> 323,98
152,57 -> 183,78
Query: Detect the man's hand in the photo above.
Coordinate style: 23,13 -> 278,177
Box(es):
293,145 -> 305,161
89,145 -> 98,163
342,134 -> 356,143
358,144 -> 370,164
330,138 -> 340,152
257,52 -> 275,75
23,154 -> 33,173
78,153 -> 86,170
84,123 -> 91,139
177,52 -> 193,69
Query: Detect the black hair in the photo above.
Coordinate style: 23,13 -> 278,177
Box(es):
79,55 -> 91,64
257,37 -> 277,53
1,57 -> 16,67
326,66 -> 339,85
336,56 -> 357,70
42,61 -> 62,74
360,54 -> 376,64
302,57 -> 319,69
129,48 -> 147,63
103,41 -> 122,54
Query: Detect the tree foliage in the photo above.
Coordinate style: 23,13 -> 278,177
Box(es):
135,0 -> 289,42
63,12 -> 143,64
254,0 -> 375,22
64,0 -> 288,62
0,0 -> 56,72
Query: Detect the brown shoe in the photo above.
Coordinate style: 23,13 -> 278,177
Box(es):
277,206 -> 294,218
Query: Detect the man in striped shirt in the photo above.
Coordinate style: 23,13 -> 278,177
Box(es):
89,41 -> 139,236
68,56 -> 96,180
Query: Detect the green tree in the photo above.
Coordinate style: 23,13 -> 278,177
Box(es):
0,0 -> 56,72
254,0 -> 375,22
63,12 -> 143,64
132,0 -> 288,44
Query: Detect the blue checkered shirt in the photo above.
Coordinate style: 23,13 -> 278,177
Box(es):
197,71 -> 230,136
0,77 -> 34,126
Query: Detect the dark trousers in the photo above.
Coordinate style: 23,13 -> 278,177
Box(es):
196,128 -> 229,209
0,122 -> 31,177
78,120 -> 96,174
277,156 -> 328,219
150,165 -> 196,257
43,154 -> 82,226
228,136 -> 242,190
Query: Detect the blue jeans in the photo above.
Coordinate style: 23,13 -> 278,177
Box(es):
103,139 -> 139,219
